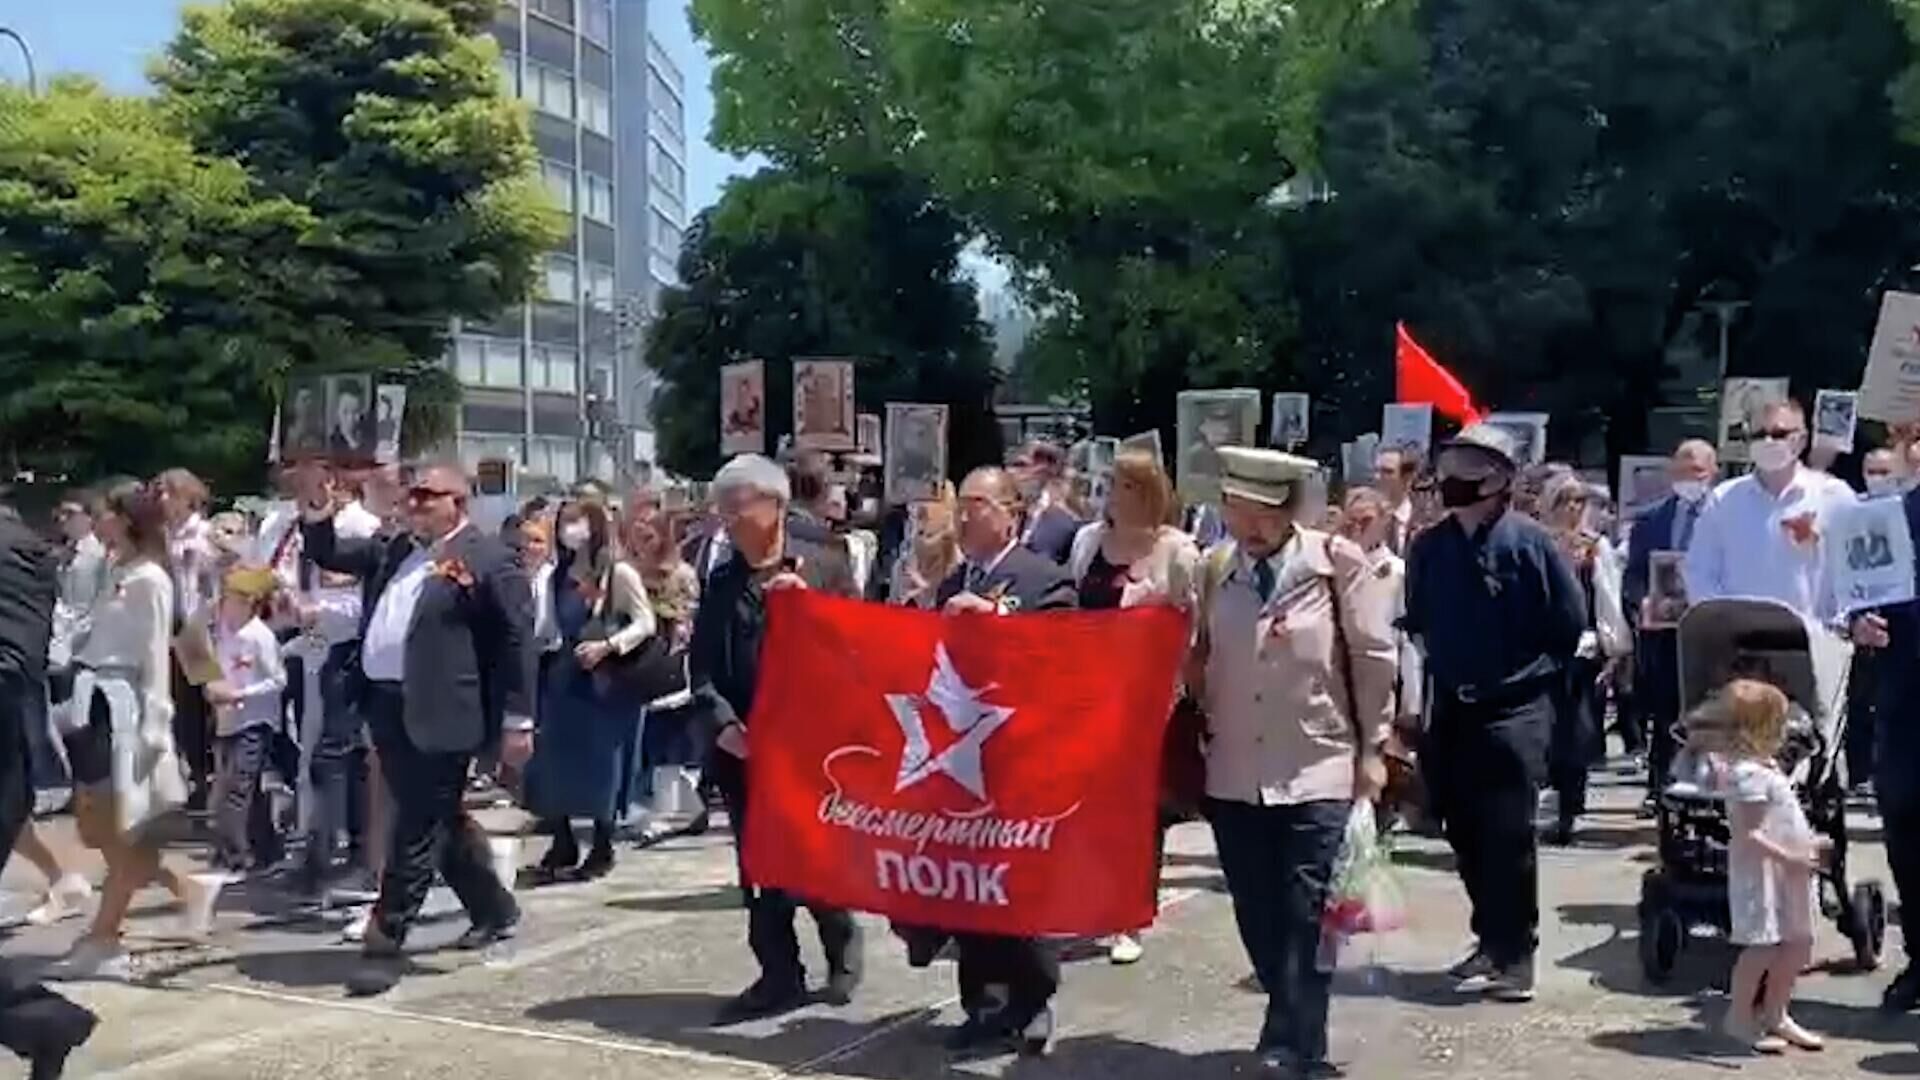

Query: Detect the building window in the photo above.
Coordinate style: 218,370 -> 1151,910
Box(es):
650,253 -> 679,286
542,255 -> 577,304
651,211 -> 681,261
581,0 -> 611,47
585,263 -> 616,312
648,71 -> 683,138
529,62 -> 573,120
649,142 -> 685,196
455,335 -> 524,388
530,0 -> 573,27
583,173 -> 613,223
461,434 -> 524,473
531,344 -> 579,393
541,160 -> 574,213
581,84 -> 612,138
497,52 -> 520,96
528,436 -> 579,484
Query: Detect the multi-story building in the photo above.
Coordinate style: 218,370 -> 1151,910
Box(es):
453,0 -> 686,492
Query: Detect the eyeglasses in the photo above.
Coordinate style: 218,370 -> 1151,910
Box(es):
407,487 -> 460,505
1756,428 -> 1802,441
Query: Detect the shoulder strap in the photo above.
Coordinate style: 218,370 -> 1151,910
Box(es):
1320,534 -> 1360,733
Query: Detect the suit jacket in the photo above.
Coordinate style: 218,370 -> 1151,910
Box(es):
302,516 -> 535,754
1022,504 -> 1081,566
1623,495 -> 1681,629
936,543 -> 1078,613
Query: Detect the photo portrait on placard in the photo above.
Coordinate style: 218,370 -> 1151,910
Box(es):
794,358 -> 857,451
1121,429 -> 1164,464
324,374 -> 374,459
720,360 -> 766,455
1480,412 -> 1549,467
1269,393 -> 1310,448
856,413 -> 882,460
1718,377 -> 1789,462
885,403 -> 948,504
1645,551 -> 1690,629
1617,454 -> 1672,521
1176,389 -> 1260,501
1813,389 -> 1859,454
374,384 -> 407,464
281,375 -> 328,461
1381,403 -> 1434,461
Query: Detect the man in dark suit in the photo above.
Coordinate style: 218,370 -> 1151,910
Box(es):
688,454 -> 865,1023
1621,440 -> 1716,796
297,462 -> 536,997
0,505 -> 98,1079
935,466 -> 1076,1056
1849,449 -> 1920,1015
1009,441 -> 1081,565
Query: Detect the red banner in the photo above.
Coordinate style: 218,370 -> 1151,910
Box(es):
1396,320 -> 1482,424
742,590 -> 1188,937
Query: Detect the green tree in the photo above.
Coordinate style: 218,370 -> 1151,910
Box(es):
156,0 -> 561,447
0,80 -> 313,485
644,167 -> 1001,479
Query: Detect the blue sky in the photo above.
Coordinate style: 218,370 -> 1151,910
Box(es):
0,0 -> 752,214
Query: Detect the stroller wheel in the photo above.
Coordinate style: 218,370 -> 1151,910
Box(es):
1849,882 -> 1889,972
1638,878 -> 1685,986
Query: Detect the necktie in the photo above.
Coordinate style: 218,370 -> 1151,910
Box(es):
1252,557 -> 1276,603
965,563 -> 989,594
1675,501 -> 1699,552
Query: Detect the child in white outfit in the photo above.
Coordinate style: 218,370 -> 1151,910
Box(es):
1717,678 -> 1826,1054
205,566 -> 288,872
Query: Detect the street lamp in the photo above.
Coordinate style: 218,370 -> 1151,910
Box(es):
0,27 -> 36,96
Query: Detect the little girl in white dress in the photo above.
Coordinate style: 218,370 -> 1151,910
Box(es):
1716,678 -> 1825,1054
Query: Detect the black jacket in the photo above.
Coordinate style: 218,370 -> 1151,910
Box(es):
302,516 -> 535,754
0,515 -> 54,689
688,525 -> 855,735
936,543 -> 1078,613
1022,504 -> 1081,566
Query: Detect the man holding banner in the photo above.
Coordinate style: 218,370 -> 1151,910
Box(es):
735,462 -> 1186,1060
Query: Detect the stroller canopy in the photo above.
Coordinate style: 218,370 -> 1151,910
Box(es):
1676,598 -> 1849,735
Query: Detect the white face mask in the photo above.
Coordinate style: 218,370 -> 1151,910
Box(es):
1748,437 -> 1798,474
558,522 -> 591,551
1670,479 -> 1710,504
1867,475 -> 1903,498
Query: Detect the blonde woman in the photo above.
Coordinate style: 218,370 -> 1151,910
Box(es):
1067,450 -> 1200,965
888,482 -> 963,609
50,480 -> 221,981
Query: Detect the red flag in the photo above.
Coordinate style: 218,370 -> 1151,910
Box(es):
1396,321 -> 1481,424
743,590 -> 1188,937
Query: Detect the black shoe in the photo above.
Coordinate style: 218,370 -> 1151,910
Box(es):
716,978 -> 806,1024
683,809 -> 711,837
1542,821 -> 1575,847
345,955 -> 404,998
574,847 -> 614,882
822,967 -> 861,1006
1017,1004 -> 1056,1057
944,1012 -> 1011,1053
454,917 -> 519,952
1882,966 -> 1920,1014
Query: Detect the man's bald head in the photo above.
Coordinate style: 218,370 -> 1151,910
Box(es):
1671,439 -> 1718,485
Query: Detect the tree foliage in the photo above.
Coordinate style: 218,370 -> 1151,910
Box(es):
0,80 -> 313,484
644,167 -> 1001,479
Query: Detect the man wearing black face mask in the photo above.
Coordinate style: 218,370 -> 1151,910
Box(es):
1404,424 -> 1587,1004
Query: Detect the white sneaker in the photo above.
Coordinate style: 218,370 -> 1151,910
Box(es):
1108,933 -> 1145,965
177,872 -> 229,939
25,874 -> 94,926
45,938 -> 133,982
342,907 -> 372,944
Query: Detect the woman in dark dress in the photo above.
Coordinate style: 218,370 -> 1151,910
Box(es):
525,500 -> 657,883
1066,450 -> 1200,964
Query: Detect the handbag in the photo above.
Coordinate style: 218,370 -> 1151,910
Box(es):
580,566 -> 688,706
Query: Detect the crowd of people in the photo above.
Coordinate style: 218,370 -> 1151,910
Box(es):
1,397 -> 1919,1077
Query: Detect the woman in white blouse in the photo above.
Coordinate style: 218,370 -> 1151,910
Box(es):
50,480 -> 221,981
1067,450 -> 1200,965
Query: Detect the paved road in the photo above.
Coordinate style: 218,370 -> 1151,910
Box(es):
3,771 -> 1915,1079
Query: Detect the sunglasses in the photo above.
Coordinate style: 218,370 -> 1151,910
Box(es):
407,487 -> 461,504
1756,428 -> 1802,441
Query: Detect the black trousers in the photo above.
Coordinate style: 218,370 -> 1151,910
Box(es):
954,933 -> 1059,1031
1549,658 -> 1601,822
214,726 -> 281,869
1637,630 -> 1681,794
1208,796 -> 1347,1061
1847,649 -> 1881,786
365,683 -> 516,945
1883,801 -> 1920,967
1426,690 -> 1550,967
170,660 -> 213,810
718,764 -> 859,989
302,643 -> 366,885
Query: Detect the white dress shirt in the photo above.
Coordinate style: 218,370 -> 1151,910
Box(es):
212,616 -> 289,736
360,545 -> 433,683
167,513 -> 217,620
1683,466 -> 1855,623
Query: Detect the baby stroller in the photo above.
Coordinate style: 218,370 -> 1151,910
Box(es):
1636,598 -> 1889,983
